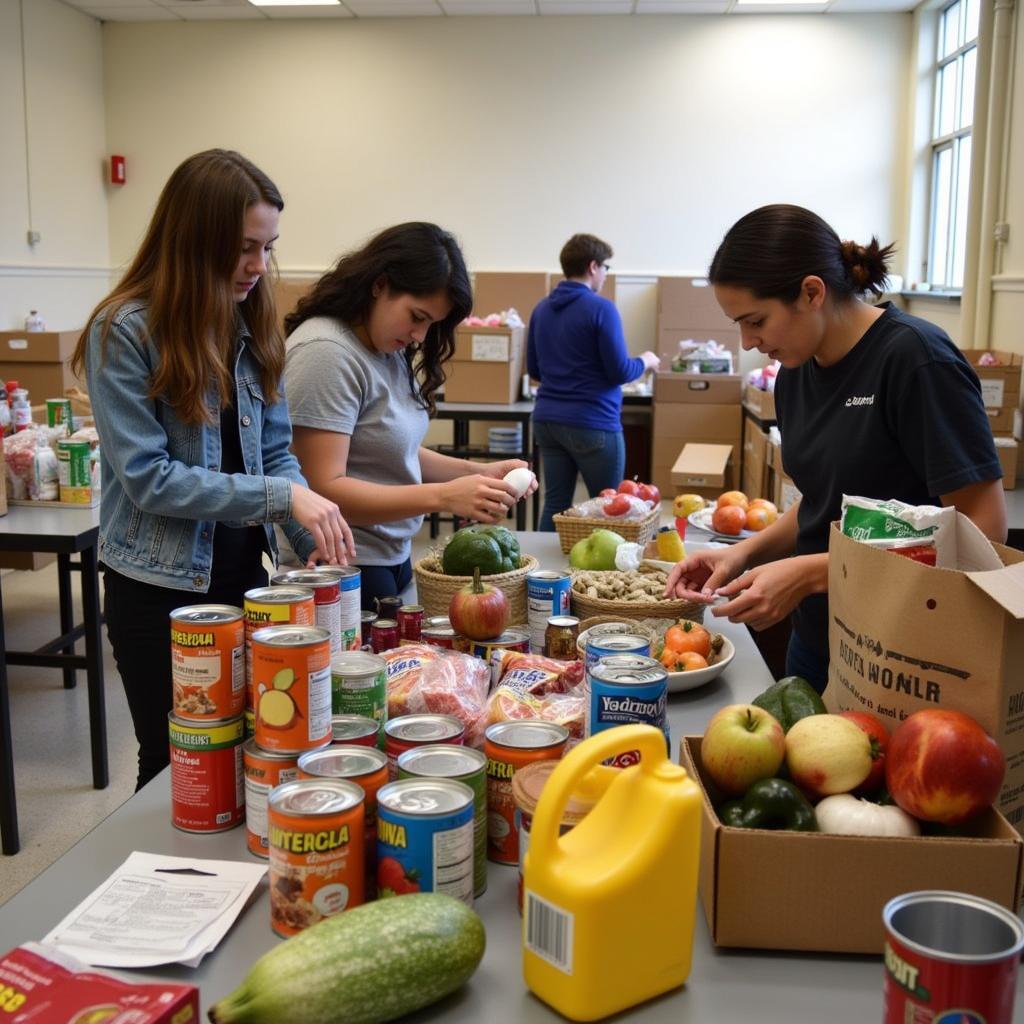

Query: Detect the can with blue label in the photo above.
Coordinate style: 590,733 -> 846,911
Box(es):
526,570 -> 572,654
376,777 -> 475,907
584,632 -> 652,672
585,653 -> 669,768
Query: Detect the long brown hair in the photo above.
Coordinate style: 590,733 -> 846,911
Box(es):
73,149 -> 285,425
284,222 -> 471,416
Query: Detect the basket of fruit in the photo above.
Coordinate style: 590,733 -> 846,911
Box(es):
569,565 -> 705,625
553,482 -> 661,554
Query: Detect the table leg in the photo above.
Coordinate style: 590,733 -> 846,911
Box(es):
80,544 -> 108,790
58,553 -> 76,690
0,579 -> 20,855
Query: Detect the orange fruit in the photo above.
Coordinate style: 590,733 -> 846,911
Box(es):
677,651 -> 709,672
716,490 -> 749,511
745,506 -> 778,532
664,622 -> 712,658
711,504 -> 747,535
748,498 -> 778,514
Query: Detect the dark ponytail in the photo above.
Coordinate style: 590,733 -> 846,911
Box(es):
708,204 -> 895,302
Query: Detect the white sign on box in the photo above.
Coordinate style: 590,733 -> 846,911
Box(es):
981,378 -> 1006,409
471,334 -> 509,362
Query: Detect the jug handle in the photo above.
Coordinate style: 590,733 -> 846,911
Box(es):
528,725 -> 667,868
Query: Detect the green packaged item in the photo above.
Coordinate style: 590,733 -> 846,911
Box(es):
751,676 -> 826,733
718,778 -> 818,832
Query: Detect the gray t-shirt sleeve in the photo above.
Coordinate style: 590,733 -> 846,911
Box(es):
285,338 -> 363,434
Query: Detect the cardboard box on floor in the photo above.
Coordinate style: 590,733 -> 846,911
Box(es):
995,436 -> 1019,490
825,516 -> 1024,830
0,331 -> 84,402
651,404 -> 741,496
681,736 -> 1024,954
963,349 -> 1022,435
444,326 -> 524,404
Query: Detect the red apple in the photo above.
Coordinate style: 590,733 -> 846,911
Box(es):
701,704 -> 786,797
617,479 -> 640,496
603,494 -> 631,517
636,482 -> 661,503
886,710 -> 1005,825
448,567 -> 509,641
785,714 -> 872,799
599,488 -> 617,498
838,710 -> 890,795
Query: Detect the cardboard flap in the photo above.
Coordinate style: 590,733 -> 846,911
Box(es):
672,443 -> 731,478
965,562 -> 1024,619
954,513 -> 1004,572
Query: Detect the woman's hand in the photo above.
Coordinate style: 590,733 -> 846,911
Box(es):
478,459 -> 539,496
439,474 -> 519,524
290,482 -> 356,566
709,554 -> 825,632
664,546 -> 748,601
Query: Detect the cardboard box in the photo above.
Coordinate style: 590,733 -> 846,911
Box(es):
657,277 -> 733,329
444,326 -> 524,404
272,278 -> 317,334
963,350 -> 1022,434
826,517 -> 1024,828
773,471 -> 801,512
0,331 -> 84,403
670,443 -> 733,491
657,328 -> 740,368
681,736 -> 1024,954
996,436 -> 1018,490
655,371 -> 742,405
0,552 -> 56,571
742,383 -> 777,422
471,272 -> 549,322
653,403 -> 741,442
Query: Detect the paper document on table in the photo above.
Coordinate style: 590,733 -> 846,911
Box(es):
41,851 -> 266,968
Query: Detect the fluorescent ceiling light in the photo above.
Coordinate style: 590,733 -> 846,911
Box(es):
248,0 -> 341,7
735,0 -> 826,5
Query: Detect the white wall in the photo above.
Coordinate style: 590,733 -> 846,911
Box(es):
0,0 -> 111,331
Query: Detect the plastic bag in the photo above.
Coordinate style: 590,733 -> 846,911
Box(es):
485,652 -> 586,741
4,427 -> 60,500
567,494 -> 653,520
840,495 -> 957,568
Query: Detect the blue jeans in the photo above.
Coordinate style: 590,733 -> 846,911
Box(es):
533,420 -> 625,532
785,629 -> 830,695
358,558 -> 413,612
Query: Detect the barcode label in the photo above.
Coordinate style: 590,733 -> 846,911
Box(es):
524,891 -> 573,974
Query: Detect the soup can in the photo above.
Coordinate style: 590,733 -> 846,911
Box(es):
398,744 -> 488,898
56,439 -> 93,503
883,890 -> 1024,1024
360,611 -> 378,646
397,605 -> 424,643
332,714 -> 381,748
585,653 -> 669,767
46,397 -> 73,433
272,566 -> 361,657
544,616 -> 580,661
268,778 -> 365,937
472,630 -> 531,684
384,714 -> 465,780
243,739 -> 309,858
376,778 -> 475,907
371,619 -> 400,654
484,721 -> 569,864
330,649 -> 387,729
251,625 -> 332,753
585,632 -> 651,672
169,713 -> 244,833
526,570 -> 572,654
170,605 -> 245,720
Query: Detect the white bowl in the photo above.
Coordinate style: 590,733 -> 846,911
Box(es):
665,634 -> 735,693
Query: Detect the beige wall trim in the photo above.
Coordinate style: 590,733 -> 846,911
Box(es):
0,264 -> 111,278
993,274 -> 1024,291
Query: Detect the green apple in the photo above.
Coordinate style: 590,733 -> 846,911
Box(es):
569,529 -> 626,570
701,703 -> 786,797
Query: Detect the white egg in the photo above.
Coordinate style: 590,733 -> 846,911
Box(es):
503,467 -> 535,498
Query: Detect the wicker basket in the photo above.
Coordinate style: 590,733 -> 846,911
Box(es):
412,552 -> 540,622
552,506 -> 660,554
569,567 -> 705,626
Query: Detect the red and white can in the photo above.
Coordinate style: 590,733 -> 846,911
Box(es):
169,713 -> 244,833
243,738 -> 313,858
383,713 -> 465,779
883,890 -> 1024,1024
272,567 -> 361,656
397,605 -> 424,643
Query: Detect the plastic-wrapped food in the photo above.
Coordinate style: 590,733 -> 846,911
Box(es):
487,687 -> 585,742
492,651 -> 584,695
840,495 -> 957,568
4,427 -> 61,500
565,494 -> 653,520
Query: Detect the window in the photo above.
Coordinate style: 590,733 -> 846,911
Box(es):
926,0 -> 979,289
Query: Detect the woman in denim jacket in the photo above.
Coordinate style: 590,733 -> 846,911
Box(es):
72,150 -> 354,790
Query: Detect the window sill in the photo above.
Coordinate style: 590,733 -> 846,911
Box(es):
900,289 -> 962,303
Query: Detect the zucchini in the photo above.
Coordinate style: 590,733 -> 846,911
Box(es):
208,894 -> 485,1024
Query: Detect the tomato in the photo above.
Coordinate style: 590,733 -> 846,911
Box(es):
711,504 -> 747,536
664,621 -> 711,658
599,488 -> 617,498
636,482 -> 661,503
716,490 -> 749,511
745,506 -> 778,532
617,479 -> 640,496
604,494 -> 632,516
748,498 -> 778,514
662,649 -> 709,672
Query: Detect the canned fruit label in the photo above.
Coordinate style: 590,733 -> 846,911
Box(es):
244,589 -> 315,702
169,715 -> 245,833
253,630 -> 332,752
171,613 -> 245,720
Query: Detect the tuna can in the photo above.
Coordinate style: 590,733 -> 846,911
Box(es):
268,778 -> 365,937
243,739 -> 309,858
585,632 -> 651,672
577,620 -> 636,661
472,629 -> 531,684
332,714 -> 381,748
360,611 -> 378,646
883,890 -> 1024,1024
398,744 -> 488,898
397,604 -> 424,643
252,625 -> 332,753
526,570 -> 572,654
169,713 -> 244,833
170,604 -> 245,721
272,566 -> 361,657
376,778 -> 475,907
384,714 -> 465,780
298,744 -> 389,898
484,721 -> 569,864
330,650 -> 387,732
56,438 -> 92,503
586,653 -> 669,767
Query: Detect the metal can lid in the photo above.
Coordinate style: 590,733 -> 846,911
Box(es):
251,624 -> 331,647
299,744 -> 387,778
331,715 -> 379,742
424,616 -> 452,628
169,604 -> 243,625
479,629 -> 529,646
360,611 -> 379,623
377,777 -> 474,816
243,737 -> 316,762
587,633 -> 650,652
373,618 -> 398,630
547,616 -> 580,628
384,714 -> 464,743
269,777 -> 364,816
527,570 -> 571,582
590,654 -> 667,685
484,721 -> 570,750
397,744 -> 486,779
585,621 -> 635,637
398,604 -> 424,614
244,586 -> 314,605
271,570 -> 342,589
330,650 -> 386,677
422,626 -> 456,639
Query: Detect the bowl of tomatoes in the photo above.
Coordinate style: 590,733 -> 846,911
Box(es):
656,619 -> 735,693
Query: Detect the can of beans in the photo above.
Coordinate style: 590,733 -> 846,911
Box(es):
243,739 -> 309,858
376,778 -> 475,907
397,604 -> 424,643
56,439 -> 93,503
360,611 -> 378,647
330,650 -> 387,731
298,744 -> 388,898
398,744 -> 488,898
252,625 -> 332,753
168,713 -> 244,833
472,629 -> 531,684
170,605 -> 245,720
272,567 -> 360,657
883,891 -> 1024,1024
371,619 -> 400,654
484,721 -> 569,864
526,570 -> 572,654
384,714 -> 465,780
332,714 -> 381,748
585,653 -> 669,767
268,778 -> 365,937
584,632 -> 651,672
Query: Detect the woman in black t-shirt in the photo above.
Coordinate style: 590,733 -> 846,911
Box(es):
664,205 -> 1006,693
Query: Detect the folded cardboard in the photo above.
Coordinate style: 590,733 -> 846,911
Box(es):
0,331 -> 84,403
445,326 -> 524,404
742,383 -> 777,422
471,272 -> 548,322
995,436 -> 1019,490
681,736 -> 1024,954
826,516 -> 1024,829
670,443 -> 733,491
654,370 -> 742,405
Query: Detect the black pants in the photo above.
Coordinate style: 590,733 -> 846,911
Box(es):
102,563 -> 267,791
357,559 -> 413,612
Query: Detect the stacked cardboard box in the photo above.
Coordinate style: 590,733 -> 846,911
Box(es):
963,349 -> 1021,491
0,331 -> 84,403
471,272 -> 549,323
445,325 -> 525,404
742,382 -> 776,422
741,414 -> 772,501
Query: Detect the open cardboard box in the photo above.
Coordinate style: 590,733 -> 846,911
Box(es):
681,735 -> 1024,954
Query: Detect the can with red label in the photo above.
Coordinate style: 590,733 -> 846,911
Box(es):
169,713 -> 244,833
272,567 -> 361,656
242,738 -> 310,857
883,890 -> 1024,1024
397,605 -> 424,643
332,714 -> 381,747
371,619 -> 400,654
383,713 -> 465,779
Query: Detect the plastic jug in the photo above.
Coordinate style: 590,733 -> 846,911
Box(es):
522,724 -> 701,1021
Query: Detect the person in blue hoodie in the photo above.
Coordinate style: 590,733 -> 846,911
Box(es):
528,234 -> 661,531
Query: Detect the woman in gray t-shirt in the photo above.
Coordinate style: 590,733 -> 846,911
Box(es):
284,222 -> 535,609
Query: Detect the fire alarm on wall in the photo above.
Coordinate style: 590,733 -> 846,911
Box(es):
111,155 -> 126,185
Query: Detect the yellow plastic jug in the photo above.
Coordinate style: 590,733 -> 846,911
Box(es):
521,724 -> 701,1021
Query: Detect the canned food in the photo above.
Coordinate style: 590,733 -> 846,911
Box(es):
332,714 -> 381,747
526,570 -> 572,654
376,778 -> 475,907
169,713 -> 244,833
243,739 -> 307,857
472,630 -> 531,684
384,714 -> 465,779
271,567 -> 358,657
586,654 -> 669,767
421,625 -> 456,650
46,397 -> 73,433
544,615 -> 580,661
484,721 -> 570,864
360,611 -> 378,646
375,595 -> 403,621
268,778 -> 365,937
169,605 -> 245,720
371,619 -> 400,654
585,632 -> 651,671
397,605 -> 424,643
56,439 -> 92,503
252,625 -> 332,753
330,650 -> 387,731
398,744 -> 488,898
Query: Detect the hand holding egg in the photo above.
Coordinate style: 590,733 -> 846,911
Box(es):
503,466 -> 536,499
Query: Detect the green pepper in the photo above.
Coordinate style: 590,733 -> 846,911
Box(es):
751,676 -> 826,733
719,778 -> 818,832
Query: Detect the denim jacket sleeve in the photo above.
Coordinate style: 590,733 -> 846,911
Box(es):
86,311 -> 294,524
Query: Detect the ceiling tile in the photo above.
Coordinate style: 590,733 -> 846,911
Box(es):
157,0 -> 254,6
164,6 -> 269,16
439,0 -> 536,12
75,5 -> 180,18
636,0 -> 728,10
259,3 -> 353,14
64,0 -> 161,7
828,0 -> 914,10
538,0 -> 632,12
343,0 -> 442,14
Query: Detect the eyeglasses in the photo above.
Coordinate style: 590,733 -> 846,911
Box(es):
601,263 -> 612,272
